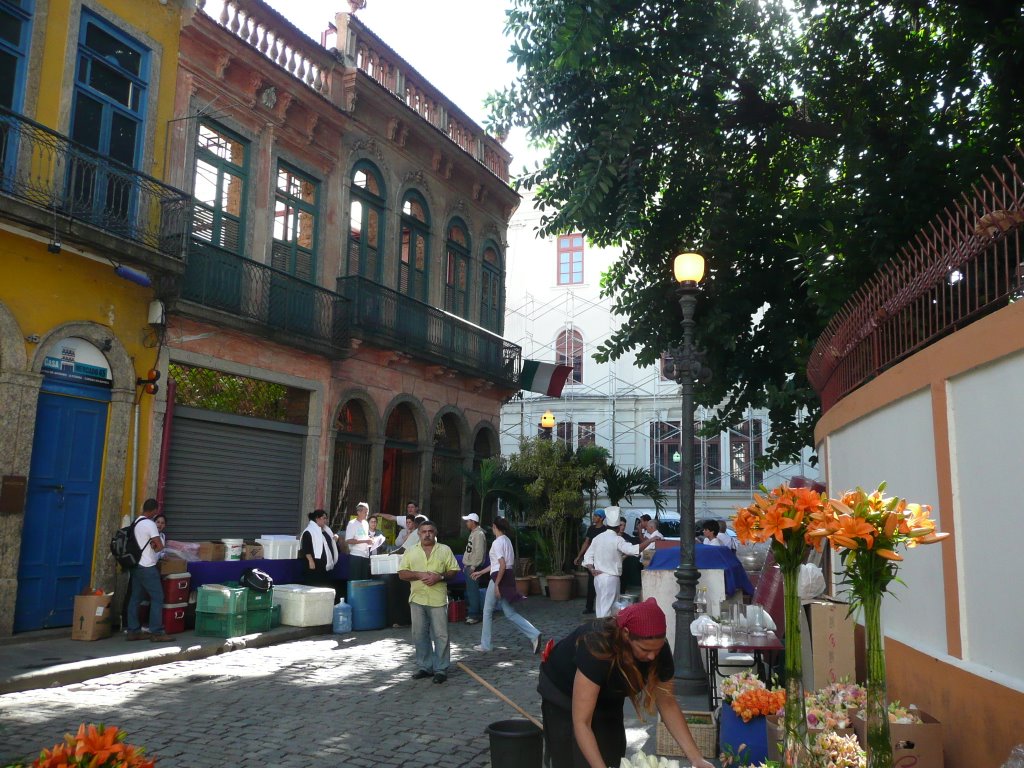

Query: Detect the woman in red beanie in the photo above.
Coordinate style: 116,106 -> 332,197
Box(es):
537,598 -> 714,768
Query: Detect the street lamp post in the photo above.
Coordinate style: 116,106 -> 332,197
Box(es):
669,252 -> 711,695
539,410 -> 556,440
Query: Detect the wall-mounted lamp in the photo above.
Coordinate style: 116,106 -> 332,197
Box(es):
136,368 -> 161,395
115,265 -> 152,288
47,237 -> 62,254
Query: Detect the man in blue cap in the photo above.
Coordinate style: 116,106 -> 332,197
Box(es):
573,508 -> 606,614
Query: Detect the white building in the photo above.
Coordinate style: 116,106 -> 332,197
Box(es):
500,191 -> 818,521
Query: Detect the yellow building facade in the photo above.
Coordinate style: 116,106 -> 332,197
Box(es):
0,0 -> 188,634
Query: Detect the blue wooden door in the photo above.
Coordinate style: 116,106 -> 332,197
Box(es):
14,382 -> 109,631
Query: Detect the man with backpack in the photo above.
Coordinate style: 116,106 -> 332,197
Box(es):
125,499 -> 174,642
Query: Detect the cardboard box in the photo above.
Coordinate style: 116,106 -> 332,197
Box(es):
71,593 -> 112,641
159,556 -> 187,575
805,598 -> 856,689
853,710 -> 943,768
242,542 -> 264,560
197,541 -> 226,561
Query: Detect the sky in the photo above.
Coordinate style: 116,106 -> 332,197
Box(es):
261,0 -> 544,173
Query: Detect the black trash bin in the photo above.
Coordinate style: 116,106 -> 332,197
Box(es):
485,719 -> 543,768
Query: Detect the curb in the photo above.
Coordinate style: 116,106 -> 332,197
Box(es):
0,626 -> 325,695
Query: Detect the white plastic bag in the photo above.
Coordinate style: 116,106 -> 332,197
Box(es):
798,563 -> 826,600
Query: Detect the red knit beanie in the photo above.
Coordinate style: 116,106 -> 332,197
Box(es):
616,597 -> 666,639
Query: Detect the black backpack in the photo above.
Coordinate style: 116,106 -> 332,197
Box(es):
110,518 -> 150,570
240,567 -> 273,592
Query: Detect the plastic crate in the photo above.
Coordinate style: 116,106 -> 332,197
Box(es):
196,584 -> 247,614
272,584 -> 334,627
246,607 -> 273,632
194,610 -> 247,638
245,587 -> 274,612
256,536 -> 300,560
270,602 -> 281,628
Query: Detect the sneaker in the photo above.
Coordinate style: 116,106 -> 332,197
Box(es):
472,644 -> 490,653
149,633 -> 175,642
412,669 -> 433,680
532,633 -> 543,655
465,617 -> 480,625
125,631 -> 146,641
432,673 -> 447,684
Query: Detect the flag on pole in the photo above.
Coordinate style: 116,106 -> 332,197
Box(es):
520,359 -> 574,397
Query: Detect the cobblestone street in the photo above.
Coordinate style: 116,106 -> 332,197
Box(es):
0,598 -> 702,768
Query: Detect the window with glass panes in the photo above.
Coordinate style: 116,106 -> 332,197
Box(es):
400,191 -> 430,301
0,0 -> 32,113
445,219 -> 470,318
348,161 -> 385,280
649,420 -> 722,490
578,422 -> 596,448
480,243 -> 502,332
192,121 -> 248,253
556,329 -> 583,384
272,163 -> 318,280
557,233 -> 584,285
728,419 -> 764,490
555,421 -> 573,444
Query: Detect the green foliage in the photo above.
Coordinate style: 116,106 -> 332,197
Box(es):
601,462 -> 667,511
169,363 -> 289,421
505,437 -> 607,573
491,0 -> 1024,465
462,456 -> 529,522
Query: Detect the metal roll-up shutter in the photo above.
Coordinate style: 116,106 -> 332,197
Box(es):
163,406 -> 305,540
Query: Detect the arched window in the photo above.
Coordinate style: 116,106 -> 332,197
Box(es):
348,161 -> 385,280
480,242 -> 503,332
556,329 -> 583,385
399,191 -> 430,301
445,219 -> 470,318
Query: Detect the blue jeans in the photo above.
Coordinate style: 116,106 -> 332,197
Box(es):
410,602 -> 450,674
463,565 -> 483,619
480,579 -> 539,651
127,565 -> 164,633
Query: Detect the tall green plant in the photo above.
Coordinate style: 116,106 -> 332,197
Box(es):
463,457 -> 527,522
601,462 -> 667,512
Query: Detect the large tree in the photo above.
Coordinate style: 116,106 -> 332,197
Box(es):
488,0 -> 1024,465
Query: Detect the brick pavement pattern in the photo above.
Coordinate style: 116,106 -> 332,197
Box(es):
0,597 -> 710,767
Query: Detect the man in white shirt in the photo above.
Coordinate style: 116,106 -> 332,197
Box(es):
641,515 -> 665,542
346,502 -> 375,580
583,508 -> 656,617
126,498 -> 174,642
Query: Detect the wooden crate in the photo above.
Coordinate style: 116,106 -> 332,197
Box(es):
656,711 -> 717,759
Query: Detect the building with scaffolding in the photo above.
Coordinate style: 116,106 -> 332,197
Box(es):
500,191 -> 817,522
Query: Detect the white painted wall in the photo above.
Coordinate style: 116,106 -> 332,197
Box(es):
947,349 -> 1024,680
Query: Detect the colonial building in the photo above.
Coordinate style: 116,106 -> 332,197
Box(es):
501,190 -> 817,522
0,0 -> 190,634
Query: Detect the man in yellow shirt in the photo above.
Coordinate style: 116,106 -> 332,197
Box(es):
398,520 -> 458,684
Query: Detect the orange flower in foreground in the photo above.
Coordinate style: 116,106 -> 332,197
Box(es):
830,514 -> 878,550
762,505 -> 801,545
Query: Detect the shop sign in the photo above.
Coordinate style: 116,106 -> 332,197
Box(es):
42,338 -> 113,387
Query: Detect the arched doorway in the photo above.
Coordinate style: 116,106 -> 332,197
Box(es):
430,413 -> 465,539
15,337 -> 112,631
331,399 -> 373,531
382,403 -> 420,520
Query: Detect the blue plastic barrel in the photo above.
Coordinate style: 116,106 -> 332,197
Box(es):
333,599 -> 352,634
347,579 -> 387,630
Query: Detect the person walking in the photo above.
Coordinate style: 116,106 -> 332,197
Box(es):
345,502 -> 374,580
300,509 -> 339,587
583,508 -> 655,618
471,516 -> 542,654
538,598 -> 715,768
461,513 -> 487,624
398,520 -> 458,684
125,498 -> 174,642
574,509 -> 606,614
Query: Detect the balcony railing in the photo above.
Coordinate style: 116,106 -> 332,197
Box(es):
336,276 -> 522,387
807,148 -> 1024,411
0,106 -> 190,259
183,239 -> 345,348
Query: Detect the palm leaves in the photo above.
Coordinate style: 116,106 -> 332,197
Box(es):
602,462 -> 667,512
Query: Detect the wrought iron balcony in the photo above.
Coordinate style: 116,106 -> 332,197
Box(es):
0,106 -> 190,262
182,239 -> 346,352
336,276 -> 522,388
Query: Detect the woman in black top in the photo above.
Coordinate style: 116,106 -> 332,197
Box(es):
300,509 -> 339,586
538,598 -> 714,768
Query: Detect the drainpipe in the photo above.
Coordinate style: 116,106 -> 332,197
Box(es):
131,399 -> 140,519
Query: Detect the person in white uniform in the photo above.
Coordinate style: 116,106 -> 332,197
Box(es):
583,507 -> 656,618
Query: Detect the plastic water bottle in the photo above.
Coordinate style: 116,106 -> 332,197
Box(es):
332,599 -> 352,634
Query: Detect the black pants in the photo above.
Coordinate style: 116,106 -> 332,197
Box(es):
585,571 -> 596,612
349,554 -> 371,582
541,698 -> 626,768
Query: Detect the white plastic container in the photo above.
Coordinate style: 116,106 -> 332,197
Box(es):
272,584 -> 334,626
370,553 -> 401,575
256,536 -> 300,560
222,538 -> 244,561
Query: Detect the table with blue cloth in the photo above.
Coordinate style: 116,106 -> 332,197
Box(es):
645,544 -> 755,596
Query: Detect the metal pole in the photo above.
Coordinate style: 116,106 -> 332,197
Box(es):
672,285 -> 708,695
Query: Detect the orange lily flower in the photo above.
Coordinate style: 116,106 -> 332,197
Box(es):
762,506 -> 800,544
874,548 -> 903,561
832,514 -> 877,548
